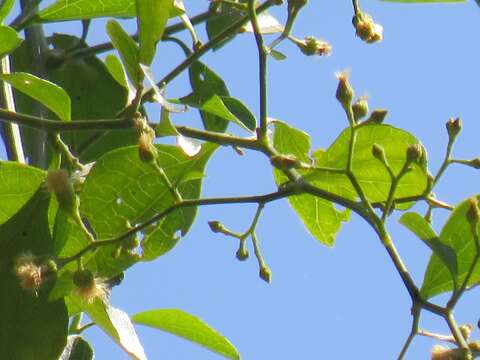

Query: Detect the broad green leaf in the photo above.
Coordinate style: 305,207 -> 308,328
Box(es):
106,20 -> 140,86
399,212 -> 457,290
0,25 -> 22,57
59,336 -> 94,360
104,54 -> 129,89
206,3 -> 246,50
136,0 -> 173,66
0,72 -> 71,120
305,124 -> 428,207
70,298 -> 146,360
421,196 -> 480,299
34,0 -> 183,23
0,0 -> 14,22
269,49 -> 287,61
0,190 -> 68,360
79,143 -> 217,276
0,162 -> 45,225
273,121 -> 349,246
132,309 -> 240,360
179,93 -> 254,132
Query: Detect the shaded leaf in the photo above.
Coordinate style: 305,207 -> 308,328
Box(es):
106,20 -> 140,86
0,189 -> 68,360
59,336 -> 94,360
136,0 -> 173,66
155,108 -> 179,137
104,54 -> 130,89
399,212 -> 457,290
206,2 -> 246,50
421,196 -> 480,299
0,25 -> 22,57
0,72 -> 71,120
273,121 -> 349,246
133,309 -> 240,360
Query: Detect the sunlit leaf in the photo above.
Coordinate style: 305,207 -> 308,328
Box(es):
421,196 -> 480,299
0,72 -> 71,120
273,121 -> 349,246
0,0 -> 14,22
136,0 -> 173,66
104,54 -> 130,90
133,309 -> 240,360
59,336 -> 94,360
0,25 -> 22,57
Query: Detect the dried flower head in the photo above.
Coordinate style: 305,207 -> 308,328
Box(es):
295,36 -> 332,57
353,12 -> 383,44
14,252 -> 43,295
73,269 -> 110,304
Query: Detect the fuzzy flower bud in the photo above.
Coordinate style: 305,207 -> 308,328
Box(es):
352,11 -> 383,44
208,221 -> 225,234
270,154 -> 302,170
431,345 -> 468,360
459,324 -> 473,341
446,117 -> 462,142
365,109 -> 388,124
295,36 -> 332,57
259,266 -> 272,283
14,253 -> 43,295
45,169 -> 78,216
236,247 -> 249,261
73,269 -> 109,304
138,131 -> 158,163
466,158 -> 480,169
467,197 -> 480,225
372,144 -> 387,165
335,70 -> 354,111
406,143 -> 424,164
352,96 -> 369,121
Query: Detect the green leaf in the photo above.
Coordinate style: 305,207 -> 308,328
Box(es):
269,49 -> 287,61
179,93 -> 254,132
0,72 -> 71,120
70,298 -> 146,360
106,20 -> 140,86
189,61 -> 231,132
104,54 -> 130,89
399,212 -> 457,290
155,108 -> 179,137
0,25 -> 22,57
206,3 -> 246,50
305,124 -> 428,207
79,143 -> 217,275
0,162 -> 45,225
59,336 -> 94,360
421,196 -> 480,299
132,309 -> 240,360
136,0 -> 173,66
272,121 -> 349,246
0,190 -> 68,360
0,0 -> 14,22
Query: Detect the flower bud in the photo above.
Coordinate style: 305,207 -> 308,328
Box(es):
459,324 -> 473,341
259,266 -> 272,283
372,144 -> 387,164
73,269 -> 109,304
467,197 -> 480,225
335,71 -> 354,111
431,345 -> 467,360
352,11 -> 383,44
208,221 -> 225,233
14,252 -> 43,295
138,131 -> 158,163
270,154 -> 301,170
446,117 -> 462,142
236,247 -> 249,261
365,109 -> 388,124
352,96 -> 369,121
406,144 -> 423,164
45,169 -> 78,216
466,158 -> 480,169
295,36 -> 332,57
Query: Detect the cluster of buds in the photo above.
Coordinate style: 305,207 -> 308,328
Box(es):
352,11 -> 383,44
134,114 -> 158,163
14,253 -> 56,295
73,269 -> 110,304
291,36 -> 332,57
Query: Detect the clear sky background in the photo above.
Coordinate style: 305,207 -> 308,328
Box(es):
5,0 -> 480,359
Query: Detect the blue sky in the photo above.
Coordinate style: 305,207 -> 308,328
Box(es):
5,0 -> 480,359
